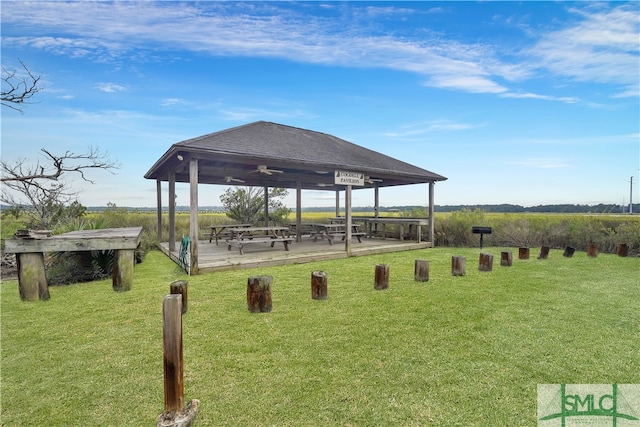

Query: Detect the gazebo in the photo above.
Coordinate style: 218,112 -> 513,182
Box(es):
144,121 -> 447,274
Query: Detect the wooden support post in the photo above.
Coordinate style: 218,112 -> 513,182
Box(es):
538,246 -> 550,260
451,256 -> 466,276
311,271 -> 328,300
112,249 -> 134,292
518,247 -> 530,260
500,251 -> 513,267
374,264 -> 389,290
247,276 -> 273,313
587,244 -> 598,257
479,253 -> 493,272
563,246 -> 575,258
617,243 -> 629,257
162,295 -> 183,414
170,280 -> 188,314
16,252 -> 50,301
414,259 -> 430,282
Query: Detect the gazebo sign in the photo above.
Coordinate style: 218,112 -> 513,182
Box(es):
335,170 -> 365,186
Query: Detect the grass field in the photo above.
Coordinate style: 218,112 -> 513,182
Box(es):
1,247 -> 639,426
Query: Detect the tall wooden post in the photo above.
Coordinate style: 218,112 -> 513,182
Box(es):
428,182 -> 435,245
263,186 -> 269,226
162,295 -> 183,413
345,185 -> 352,256
168,170 -> 176,252
156,179 -> 163,243
189,158 -> 199,275
296,182 -> 302,243
414,259 -> 430,282
374,264 -> 389,290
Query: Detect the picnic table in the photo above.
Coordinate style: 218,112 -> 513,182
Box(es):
362,218 -> 429,242
310,223 -> 365,245
208,224 -> 251,244
225,226 -> 293,255
4,227 -> 143,300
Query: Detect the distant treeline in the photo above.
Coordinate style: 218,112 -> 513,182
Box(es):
3,203 -> 639,214
304,203 -> 640,214
432,203 -> 640,214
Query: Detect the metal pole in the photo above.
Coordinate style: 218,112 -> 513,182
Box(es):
630,176 -> 633,214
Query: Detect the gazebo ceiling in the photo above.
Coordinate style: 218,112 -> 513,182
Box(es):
144,121 -> 447,191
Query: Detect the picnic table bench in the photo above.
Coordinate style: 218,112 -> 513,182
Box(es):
208,223 -> 251,244
225,226 -> 293,255
310,224 -> 365,245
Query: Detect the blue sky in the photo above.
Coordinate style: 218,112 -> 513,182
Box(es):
1,1 -> 639,208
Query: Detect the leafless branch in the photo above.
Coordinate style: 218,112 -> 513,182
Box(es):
1,59 -> 42,113
1,147 -> 120,185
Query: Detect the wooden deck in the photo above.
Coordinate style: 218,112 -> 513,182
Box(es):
159,236 -> 432,273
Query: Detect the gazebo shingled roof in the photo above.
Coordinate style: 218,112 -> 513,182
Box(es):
144,121 -> 447,190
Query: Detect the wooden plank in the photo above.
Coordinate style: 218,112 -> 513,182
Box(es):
4,227 -> 143,253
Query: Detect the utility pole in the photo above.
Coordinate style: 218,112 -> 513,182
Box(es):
630,176 -> 634,214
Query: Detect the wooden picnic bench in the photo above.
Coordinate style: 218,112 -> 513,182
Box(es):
310,224 -> 365,245
4,227 -> 143,300
226,237 -> 294,255
208,224 -> 251,244
225,226 -> 292,255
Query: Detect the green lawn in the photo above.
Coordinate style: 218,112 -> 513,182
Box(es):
1,247 -> 638,426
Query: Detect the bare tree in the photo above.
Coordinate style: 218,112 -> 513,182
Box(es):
1,59 -> 42,113
1,147 -> 120,228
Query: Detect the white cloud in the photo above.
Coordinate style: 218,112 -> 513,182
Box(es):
95,83 -> 126,93
526,4 -> 639,97
2,2 -> 637,101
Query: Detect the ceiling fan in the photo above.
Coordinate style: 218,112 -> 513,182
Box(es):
224,176 -> 245,183
365,176 -> 383,184
255,165 -> 283,175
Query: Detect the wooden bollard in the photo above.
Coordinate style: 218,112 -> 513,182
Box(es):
479,253 -> 493,272
500,251 -> 513,267
158,295 -> 199,427
311,271 -> 328,300
247,276 -> 273,313
374,264 -> 389,290
451,256 -> 466,276
170,280 -> 188,314
563,246 -> 575,258
538,246 -> 550,260
162,295 -> 184,414
617,243 -> 629,257
414,259 -> 430,282
587,244 -> 598,257
518,247 -> 530,260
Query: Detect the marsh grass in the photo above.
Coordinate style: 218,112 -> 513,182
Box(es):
1,247 -> 639,426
